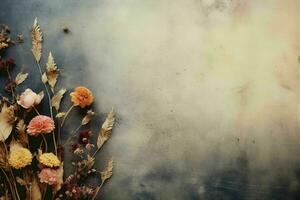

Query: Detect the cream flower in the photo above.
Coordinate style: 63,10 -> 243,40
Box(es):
17,89 -> 42,109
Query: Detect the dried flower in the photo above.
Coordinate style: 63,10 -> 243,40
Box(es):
17,89 -> 42,109
4,80 -> 16,93
0,58 -> 15,71
27,115 -> 55,136
0,103 -> 15,141
78,130 -> 92,144
8,143 -> 32,169
38,152 -> 60,168
70,87 -> 94,108
38,168 -> 58,185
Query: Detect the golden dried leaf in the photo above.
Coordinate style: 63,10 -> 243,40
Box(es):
84,155 -> 95,170
41,72 -> 48,84
31,18 -> 43,63
101,158 -> 113,183
81,110 -> 95,125
31,176 -> 42,200
51,88 -> 66,111
96,108 -> 115,149
16,119 -> 28,146
0,103 -> 14,141
46,52 -> 59,92
15,72 -> 28,85
0,42 -> 8,50
38,91 -> 44,101
53,163 -> 64,194
56,112 -> 66,119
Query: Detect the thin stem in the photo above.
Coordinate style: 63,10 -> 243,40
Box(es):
63,124 -> 82,146
61,105 -> 74,127
34,61 -> 57,155
91,181 -> 104,200
32,106 -> 40,115
2,142 -> 20,200
41,134 -> 48,152
0,168 -> 17,200
6,68 -> 16,103
92,147 -> 101,158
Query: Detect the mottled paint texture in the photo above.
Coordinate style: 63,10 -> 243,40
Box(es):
1,0 -> 300,199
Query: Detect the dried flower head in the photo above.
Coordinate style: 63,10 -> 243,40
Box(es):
38,152 -> 60,168
70,86 -> 94,108
17,89 -> 43,109
78,130 -> 92,144
27,115 -> 55,136
4,80 -> 16,93
0,58 -> 15,71
8,143 -> 32,169
38,168 -> 58,185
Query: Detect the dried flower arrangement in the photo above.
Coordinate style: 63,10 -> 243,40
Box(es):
0,19 -> 115,200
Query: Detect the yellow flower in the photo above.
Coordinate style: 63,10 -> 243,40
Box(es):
8,145 -> 32,169
38,152 -> 60,167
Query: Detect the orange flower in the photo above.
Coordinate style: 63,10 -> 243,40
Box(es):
70,86 -> 94,108
27,115 -> 55,136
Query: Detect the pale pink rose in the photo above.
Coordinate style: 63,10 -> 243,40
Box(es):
38,168 -> 58,185
27,115 -> 55,136
17,89 -> 42,109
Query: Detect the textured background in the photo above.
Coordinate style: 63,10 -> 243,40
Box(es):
1,0 -> 300,199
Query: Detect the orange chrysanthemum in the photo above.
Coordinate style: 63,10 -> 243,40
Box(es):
27,115 -> 55,136
70,86 -> 94,108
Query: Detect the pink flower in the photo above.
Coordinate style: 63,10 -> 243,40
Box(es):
27,115 -> 55,136
38,168 -> 58,185
17,89 -> 42,109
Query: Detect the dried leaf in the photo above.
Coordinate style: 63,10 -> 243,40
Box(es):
0,143 -> 8,169
41,72 -> 47,84
53,163 -> 63,194
84,155 -> 95,170
101,158 -> 113,183
0,103 -> 14,141
81,110 -> 95,125
51,88 -> 66,111
16,119 -> 28,146
46,52 -> 59,92
96,108 -> 115,149
31,176 -> 42,200
38,91 -> 44,102
16,177 -> 27,186
15,72 -> 28,85
0,42 -> 8,50
31,18 -> 43,63
56,112 -> 66,119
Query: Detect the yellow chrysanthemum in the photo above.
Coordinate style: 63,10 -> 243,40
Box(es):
39,153 -> 60,167
8,146 -> 32,169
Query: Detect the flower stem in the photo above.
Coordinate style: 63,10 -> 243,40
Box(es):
61,105 -> 74,127
0,168 -> 17,200
91,181 -> 104,200
2,142 -> 20,200
6,68 -> 16,103
63,124 -> 82,146
41,134 -> 48,152
34,61 -> 57,155
32,106 -> 40,115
